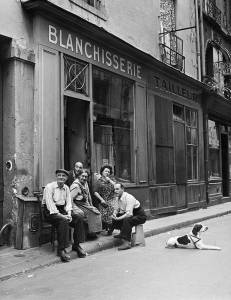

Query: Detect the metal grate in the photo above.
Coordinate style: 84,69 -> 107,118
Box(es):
64,55 -> 89,95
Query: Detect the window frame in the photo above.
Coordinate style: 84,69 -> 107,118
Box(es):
173,103 -> 199,182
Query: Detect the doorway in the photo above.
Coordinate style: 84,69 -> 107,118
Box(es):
174,121 -> 187,208
221,133 -> 229,196
64,97 -> 90,171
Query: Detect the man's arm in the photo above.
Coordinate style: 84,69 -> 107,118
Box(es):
43,185 -> 59,214
65,186 -> 72,218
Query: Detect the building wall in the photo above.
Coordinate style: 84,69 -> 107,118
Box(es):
0,0 -> 33,48
34,0 -> 198,80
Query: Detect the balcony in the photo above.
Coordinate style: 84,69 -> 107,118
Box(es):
204,61 -> 231,100
159,32 -> 185,72
203,0 -> 230,33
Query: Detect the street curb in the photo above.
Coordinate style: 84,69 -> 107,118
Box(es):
1,210 -> 231,282
144,210 -> 231,238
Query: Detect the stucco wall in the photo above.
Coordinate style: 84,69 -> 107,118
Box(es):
41,0 -> 198,79
0,0 -> 33,49
176,0 -> 198,79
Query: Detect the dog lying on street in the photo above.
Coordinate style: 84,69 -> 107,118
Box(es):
166,223 -> 221,250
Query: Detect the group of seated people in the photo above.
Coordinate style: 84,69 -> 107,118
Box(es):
42,162 -> 147,262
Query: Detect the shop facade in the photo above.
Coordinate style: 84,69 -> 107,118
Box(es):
30,10 -> 207,218
3,3 -> 231,248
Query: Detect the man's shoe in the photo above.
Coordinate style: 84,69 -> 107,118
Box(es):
58,250 -> 71,262
113,233 -> 122,239
72,244 -> 86,258
118,240 -> 131,251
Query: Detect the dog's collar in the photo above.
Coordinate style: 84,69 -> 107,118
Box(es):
189,234 -> 201,248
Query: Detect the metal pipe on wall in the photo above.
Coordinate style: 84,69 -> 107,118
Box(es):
199,0 -> 206,79
195,0 -> 201,81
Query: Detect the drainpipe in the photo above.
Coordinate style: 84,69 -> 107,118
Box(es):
195,0 -> 201,81
203,107 -> 209,206
199,0 -> 206,80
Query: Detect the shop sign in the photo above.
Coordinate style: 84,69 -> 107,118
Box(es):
153,75 -> 199,101
48,25 -> 142,80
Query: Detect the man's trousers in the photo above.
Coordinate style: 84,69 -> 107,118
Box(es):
112,206 -> 147,242
44,205 -> 85,251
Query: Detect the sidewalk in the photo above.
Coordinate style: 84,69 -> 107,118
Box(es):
1,201 -> 231,281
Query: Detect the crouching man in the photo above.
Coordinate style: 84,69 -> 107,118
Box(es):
112,183 -> 147,250
42,169 -> 86,262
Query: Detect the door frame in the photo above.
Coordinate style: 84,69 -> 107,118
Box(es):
60,54 -> 93,170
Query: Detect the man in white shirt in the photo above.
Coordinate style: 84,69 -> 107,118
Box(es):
43,169 -> 86,262
112,183 -> 147,250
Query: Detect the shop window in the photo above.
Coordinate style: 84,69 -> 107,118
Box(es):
93,68 -> 134,182
64,55 -> 89,96
186,109 -> 198,180
208,120 -> 220,178
173,104 -> 198,181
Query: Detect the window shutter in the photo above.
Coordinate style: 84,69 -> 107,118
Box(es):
39,46 -> 60,186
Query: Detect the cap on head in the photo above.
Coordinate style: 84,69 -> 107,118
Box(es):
55,169 -> 69,177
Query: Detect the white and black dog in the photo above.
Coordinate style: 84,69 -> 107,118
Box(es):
166,223 -> 221,250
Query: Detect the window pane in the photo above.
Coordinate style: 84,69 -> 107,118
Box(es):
187,145 -> 192,179
186,108 -> 198,180
185,108 -> 191,125
191,111 -> 197,127
209,148 -> 220,177
193,146 -> 198,179
191,128 -> 198,145
186,127 -> 191,143
208,120 -> 220,148
173,104 -> 184,122
93,68 -> 134,182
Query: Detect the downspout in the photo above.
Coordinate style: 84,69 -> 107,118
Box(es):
199,0 -> 206,79
203,106 -> 209,206
195,0 -> 201,81
198,0 -> 209,205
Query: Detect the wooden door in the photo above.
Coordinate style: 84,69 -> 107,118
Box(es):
174,121 -> 187,208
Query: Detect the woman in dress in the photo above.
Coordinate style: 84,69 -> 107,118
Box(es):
94,165 -> 117,235
70,169 -> 102,238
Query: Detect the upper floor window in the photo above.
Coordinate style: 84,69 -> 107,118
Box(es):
83,0 -> 101,9
69,0 -> 107,20
159,0 -> 185,72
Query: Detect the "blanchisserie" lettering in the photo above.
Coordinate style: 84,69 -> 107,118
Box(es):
48,25 -> 142,79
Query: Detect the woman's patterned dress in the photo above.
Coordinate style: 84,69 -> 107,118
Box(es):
95,177 -> 118,225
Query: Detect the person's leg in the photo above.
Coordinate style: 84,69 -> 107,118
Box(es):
70,214 -> 86,258
45,214 -> 70,262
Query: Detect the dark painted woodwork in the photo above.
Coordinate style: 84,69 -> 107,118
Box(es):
135,83 -> 148,184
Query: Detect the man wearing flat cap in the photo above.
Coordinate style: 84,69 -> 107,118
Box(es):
42,169 -> 86,262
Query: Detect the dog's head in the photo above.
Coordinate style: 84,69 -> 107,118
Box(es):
192,223 -> 208,236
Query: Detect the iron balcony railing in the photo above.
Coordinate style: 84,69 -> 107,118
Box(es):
159,32 -> 185,72
214,61 -> 231,76
203,0 -> 230,33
